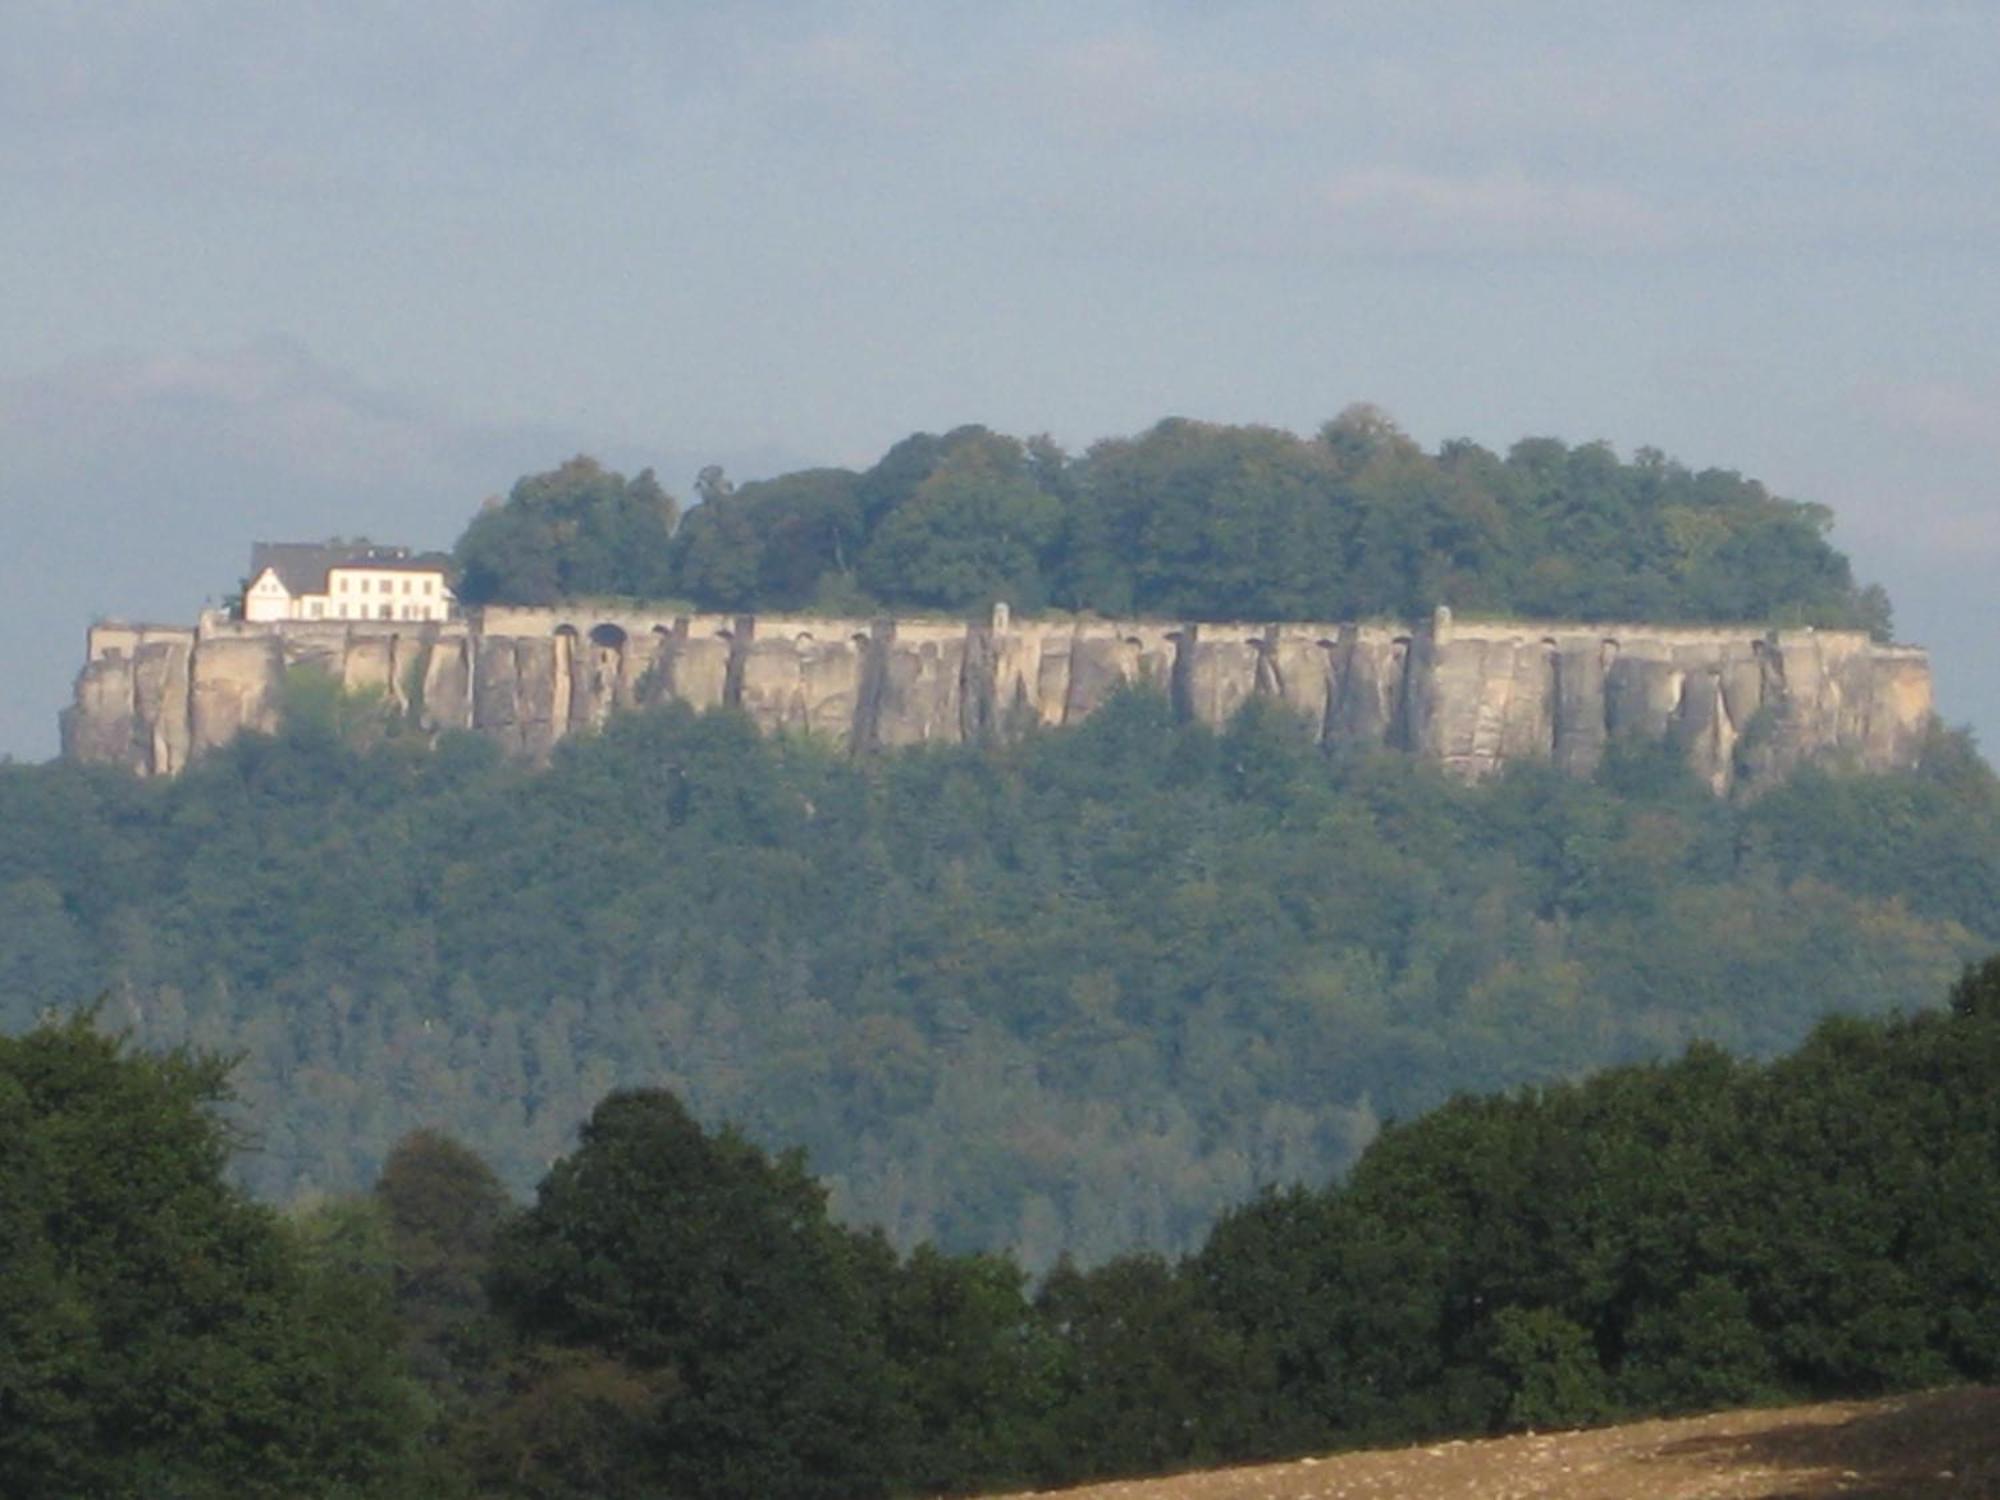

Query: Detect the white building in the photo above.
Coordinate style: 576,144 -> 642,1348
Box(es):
243,542 -> 456,623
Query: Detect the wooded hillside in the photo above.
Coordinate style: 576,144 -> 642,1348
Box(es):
4,689 -> 1994,1264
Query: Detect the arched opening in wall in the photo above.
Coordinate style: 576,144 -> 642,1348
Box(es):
589,624 -> 628,650
795,632 -> 815,646
554,624 -> 580,644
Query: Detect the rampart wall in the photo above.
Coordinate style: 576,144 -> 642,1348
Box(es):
62,604 -> 1935,792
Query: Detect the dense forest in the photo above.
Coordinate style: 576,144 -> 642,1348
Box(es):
4,681 -> 1996,1265
452,411 -> 1891,634
13,960 -> 2000,1498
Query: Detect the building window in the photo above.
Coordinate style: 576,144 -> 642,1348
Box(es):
338,604 -> 349,619
423,578 -> 435,595
310,602 -> 324,619
379,604 -> 393,620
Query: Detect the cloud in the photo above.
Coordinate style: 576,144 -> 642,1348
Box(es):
1314,165 -> 1671,255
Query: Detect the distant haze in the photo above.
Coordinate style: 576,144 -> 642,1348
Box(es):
4,3 -> 1996,761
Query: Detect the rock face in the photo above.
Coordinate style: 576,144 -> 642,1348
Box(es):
65,604 -> 1935,793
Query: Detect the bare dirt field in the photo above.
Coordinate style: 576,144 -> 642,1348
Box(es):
986,1386 -> 2000,1500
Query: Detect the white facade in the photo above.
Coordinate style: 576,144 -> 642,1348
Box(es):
244,569 -> 303,622
323,565 -> 451,622
243,557 -> 454,623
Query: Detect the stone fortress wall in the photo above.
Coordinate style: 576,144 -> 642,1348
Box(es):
63,603 -> 1935,793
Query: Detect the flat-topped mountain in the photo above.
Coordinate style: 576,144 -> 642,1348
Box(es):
64,602 -> 1930,794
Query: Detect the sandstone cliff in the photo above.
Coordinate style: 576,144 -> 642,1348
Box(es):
63,605 -> 1934,792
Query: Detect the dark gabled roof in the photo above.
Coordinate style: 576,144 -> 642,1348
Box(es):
248,542 -> 454,595
249,543 -> 349,596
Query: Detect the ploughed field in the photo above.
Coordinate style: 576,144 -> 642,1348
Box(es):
982,1387 -> 2000,1500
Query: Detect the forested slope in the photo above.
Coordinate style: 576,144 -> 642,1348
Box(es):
4,691 -> 1995,1265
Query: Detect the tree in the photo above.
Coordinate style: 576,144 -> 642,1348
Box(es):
858,432 -> 1063,610
455,457 -> 679,605
670,468 -> 868,612
0,1014 -> 422,1499
1034,1252 -> 1237,1481
488,1089 -> 902,1500
374,1129 -> 513,1407
666,486 -> 763,610
880,1246 -> 1056,1494
1077,419 -> 1350,619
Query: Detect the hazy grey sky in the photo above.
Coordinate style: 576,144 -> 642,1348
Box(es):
4,2 -> 1997,761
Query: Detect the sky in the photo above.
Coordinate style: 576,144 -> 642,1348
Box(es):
3,1 -> 1997,762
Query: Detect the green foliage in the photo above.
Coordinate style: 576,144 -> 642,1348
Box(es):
671,467 -> 867,612
374,1130 -> 512,1417
858,430 -> 1064,611
878,1245 -> 1057,1494
489,1089 -> 902,1500
279,664 -> 408,750
455,457 -> 679,606
462,412 -> 1889,630
1034,1253 -> 1239,1479
455,1346 -> 667,1500
1486,1307 -> 1610,1429
17,969 -> 2000,1497
442,971 -> 2000,1490
1160,982 -> 2000,1468
0,690 -> 1990,1268
0,1015 -> 423,1499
